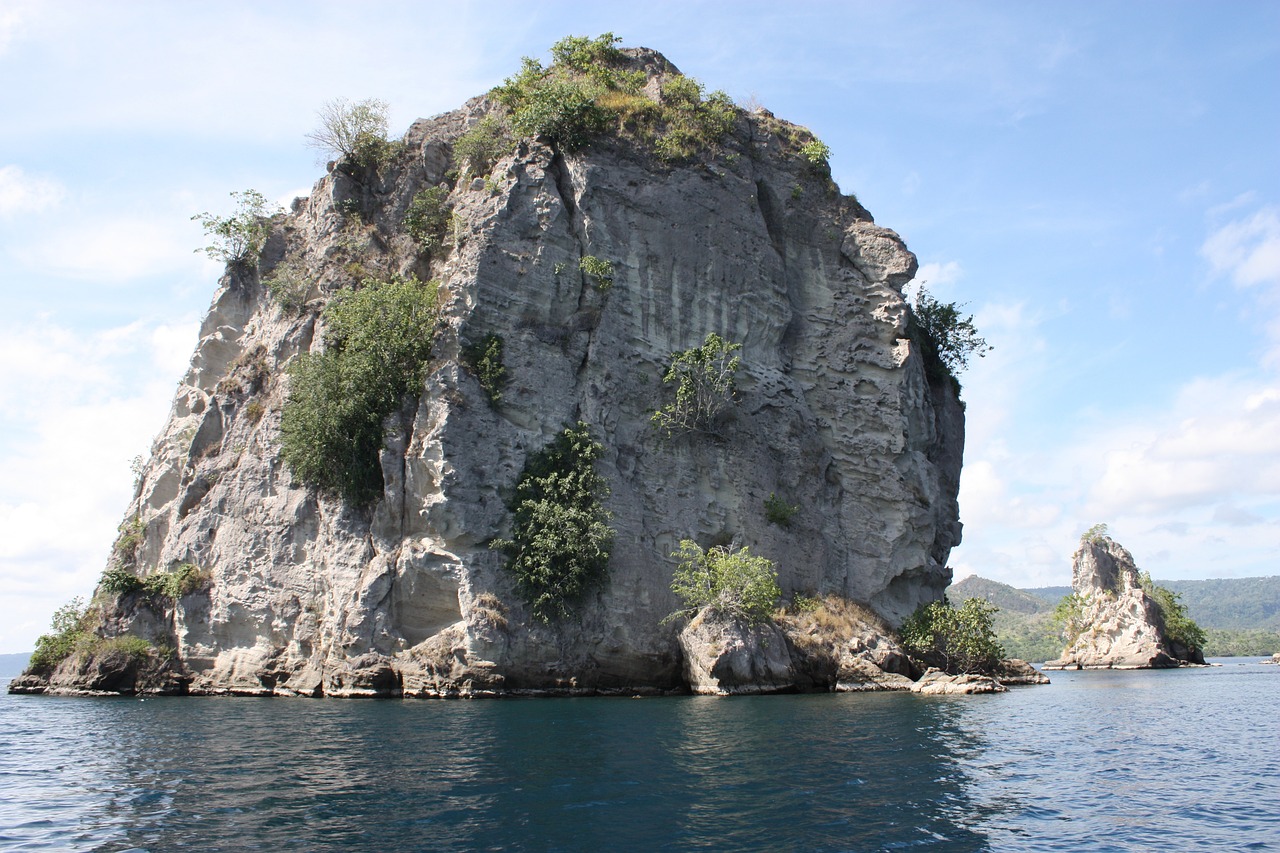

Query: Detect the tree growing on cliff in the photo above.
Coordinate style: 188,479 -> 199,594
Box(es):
280,276 -> 439,505
307,97 -> 395,168
192,189 -> 279,267
493,423 -> 614,622
908,286 -> 991,385
900,597 -> 1005,674
652,332 -> 742,437
667,541 -> 781,625
1137,571 -> 1207,654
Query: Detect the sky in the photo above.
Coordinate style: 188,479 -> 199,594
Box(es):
1,0 -> 1278,652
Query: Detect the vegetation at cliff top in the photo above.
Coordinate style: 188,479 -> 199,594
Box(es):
192,189 -> 279,266
307,97 -> 399,169
667,541 -> 781,625
280,276 -> 439,505
652,332 -> 742,437
899,597 -> 1005,675
490,33 -> 737,160
494,423 -> 614,622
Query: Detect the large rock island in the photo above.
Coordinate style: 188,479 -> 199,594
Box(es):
13,38 -> 969,697
1045,531 -> 1206,670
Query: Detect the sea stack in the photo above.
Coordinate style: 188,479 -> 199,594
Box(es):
1044,533 -> 1205,670
12,39 -> 966,697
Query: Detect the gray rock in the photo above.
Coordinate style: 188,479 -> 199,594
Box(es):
678,610 -> 794,695
910,668 -> 1006,695
1044,536 -> 1204,670
17,48 -> 965,697
994,658 -> 1050,686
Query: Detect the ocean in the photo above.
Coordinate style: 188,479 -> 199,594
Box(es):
2,660 -> 1277,851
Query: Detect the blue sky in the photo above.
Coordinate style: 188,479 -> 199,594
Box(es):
1,1 -> 1277,652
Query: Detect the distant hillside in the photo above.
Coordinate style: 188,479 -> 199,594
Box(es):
947,577 -> 1061,663
949,576 -> 1051,615
1160,578 -> 1280,631
0,653 -> 30,678
1024,586 -> 1072,604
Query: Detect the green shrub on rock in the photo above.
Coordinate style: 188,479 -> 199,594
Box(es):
281,276 -> 439,505
192,190 -> 279,267
667,541 -> 781,625
908,286 -> 991,390
403,186 -> 451,253
651,332 -> 742,437
461,333 -> 506,405
1138,571 -> 1207,653
900,597 -> 1005,674
452,114 -> 513,174
494,423 -> 614,622
28,597 -> 89,674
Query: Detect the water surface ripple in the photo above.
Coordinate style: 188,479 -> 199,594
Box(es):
1,660 -> 1276,851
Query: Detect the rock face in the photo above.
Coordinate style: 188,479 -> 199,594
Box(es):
1044,536 -> 1205,670
19,46 -> 966,697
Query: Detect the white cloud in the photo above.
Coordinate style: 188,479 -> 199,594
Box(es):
1201,205 -> 1280,288
911,260 -> 964,292
0,0 -> 32,54
0,164 -> 65,216
0,314 -> 197,652
13,214 -> 202,282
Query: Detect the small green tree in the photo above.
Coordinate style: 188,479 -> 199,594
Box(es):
28,597 -> 89,674
493,423 -> 614,621
452,114 -> 513,174
899,597 -> 1005,674
1081,523 -> 1109,543
909,286 -> 991,380
1137,571 -> 1207,653
1051,593 -> 1088,645
403,186 -> 451,253
461,333 -> 506,404
192,190 -> 279,266
764,492 -> 800,527
668,541 -> 781,625
651,332 -> 742,437
799,138 -> 831,168
280,276 -> 439,505
307,97 -> 395,168
578,255 -> 614,289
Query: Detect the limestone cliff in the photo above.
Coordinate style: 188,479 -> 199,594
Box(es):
1045,535 -> 1205,670
17,44 -> 964,697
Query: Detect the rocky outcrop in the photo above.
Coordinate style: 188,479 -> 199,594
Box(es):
910,669 -> 1006,695
16,44 -> 966,697
1044,536 -> 1205,670
679,611 -> 795,695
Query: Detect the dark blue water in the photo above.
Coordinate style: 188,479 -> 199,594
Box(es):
2,660 -> 1277,852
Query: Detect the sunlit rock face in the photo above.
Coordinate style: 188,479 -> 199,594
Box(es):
28,48 -> 964,697
1045,536 -> 1205,671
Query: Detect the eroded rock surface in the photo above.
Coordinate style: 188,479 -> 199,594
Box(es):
1045,536 -> 1205,670
17,47 -> 965,697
